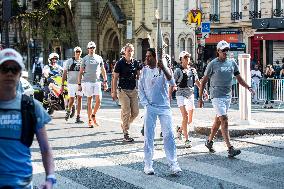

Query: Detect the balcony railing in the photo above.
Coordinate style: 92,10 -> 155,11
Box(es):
209,14 -> 220,22
231,12 -> 242,20
273,9 -> 284,17
249,11 -> 261,19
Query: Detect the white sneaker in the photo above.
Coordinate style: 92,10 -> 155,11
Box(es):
144,165 -> 155,175
170,163 -> 182,174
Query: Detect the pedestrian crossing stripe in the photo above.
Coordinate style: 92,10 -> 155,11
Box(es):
32,154 -> 192,189
31,138 -> 284,189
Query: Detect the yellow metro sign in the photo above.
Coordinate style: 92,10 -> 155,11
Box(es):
187,10 -> 202,26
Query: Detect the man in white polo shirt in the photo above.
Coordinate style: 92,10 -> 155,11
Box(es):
78,41 -> 108,128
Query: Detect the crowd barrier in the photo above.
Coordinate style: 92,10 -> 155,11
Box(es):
205,79 -> 284,109
256,79 -> 284,108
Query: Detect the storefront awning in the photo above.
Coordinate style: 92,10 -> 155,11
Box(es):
197,34 -> 240,43
254,32 -> 284,40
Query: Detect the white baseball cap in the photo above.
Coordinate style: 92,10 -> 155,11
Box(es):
217,40 -> 230,50
0,48 -> 25,69
87,41 -> 96,49
179,51 -> 190,60
74,46 -> 82,52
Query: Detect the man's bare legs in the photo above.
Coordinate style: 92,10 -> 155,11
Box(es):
219,115 -> 232,148
92,95 -> 101,125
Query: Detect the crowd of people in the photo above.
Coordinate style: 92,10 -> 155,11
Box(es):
0,40 -> 256,187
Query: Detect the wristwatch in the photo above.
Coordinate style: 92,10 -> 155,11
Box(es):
46,174 -> 57,185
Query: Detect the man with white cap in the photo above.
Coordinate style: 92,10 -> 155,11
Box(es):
78,41 -> 108,128
0,48 -> 55,188
61,46 -> 84,123
199,40 -> 254,158
174,50 -> 201,148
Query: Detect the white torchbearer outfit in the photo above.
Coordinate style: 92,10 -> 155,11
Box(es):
138,65 -> 178,168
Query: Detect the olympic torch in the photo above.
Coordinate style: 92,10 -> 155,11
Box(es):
155,10 -> 163,61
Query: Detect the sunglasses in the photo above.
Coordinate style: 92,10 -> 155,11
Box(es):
221,48 -> 229,53
184,56 -> 189,59
75,51 -> 81,53
51,58 -> 58,60
0,66 -> 21,74
89,47 -> 95,49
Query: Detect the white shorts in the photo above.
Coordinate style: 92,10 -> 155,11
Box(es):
176,94 -> 195,110
67,83 -> 83,97
82,82 -> 102,97
212,97 -> 231,117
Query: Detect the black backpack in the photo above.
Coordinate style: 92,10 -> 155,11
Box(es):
21,94 -> 37,147
0,95 -> 37,147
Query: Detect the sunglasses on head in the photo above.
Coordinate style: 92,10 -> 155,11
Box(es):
221,48 -> 229,53
0,66 -> 21,74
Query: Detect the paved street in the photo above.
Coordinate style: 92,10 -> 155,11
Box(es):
32,94 -> 284,189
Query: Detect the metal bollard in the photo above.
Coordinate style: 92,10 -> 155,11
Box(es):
238,54 -> 252,123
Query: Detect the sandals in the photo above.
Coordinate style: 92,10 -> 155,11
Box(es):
91,114 -> 99,127
88,119 -> 94,128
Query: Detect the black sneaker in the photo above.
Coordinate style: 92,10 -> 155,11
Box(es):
75,116 -> 84,124
228,146 -> 241,158
123,134 -> 134,142
65,110 -> 70,121
205,140 -> 215,153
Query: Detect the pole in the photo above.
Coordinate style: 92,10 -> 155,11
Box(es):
4,21 -> 9,48
170,0 -> 174,59
238,54 -> 253,124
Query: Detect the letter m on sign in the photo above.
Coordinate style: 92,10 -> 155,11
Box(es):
187,10 -> 202,26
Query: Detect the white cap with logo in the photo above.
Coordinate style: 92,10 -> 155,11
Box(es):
0,48 -> 25,69
87,41 -> 96,49
179,51 -> 190,60
217,40 -> 230,50
74,46 -> 82,52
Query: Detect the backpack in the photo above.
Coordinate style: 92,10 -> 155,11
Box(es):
0,95 -> 37,147
21,94 -> 37,147
68,57 -> 81,72
175,66 -> 195,88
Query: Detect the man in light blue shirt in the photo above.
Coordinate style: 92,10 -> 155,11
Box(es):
138,48 -> 181,175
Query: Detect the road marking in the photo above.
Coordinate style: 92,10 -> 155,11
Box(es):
32,152 -> 193,189
130,150 -> 268,189
68,157 -> 193,189
32,162 -> 88,189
